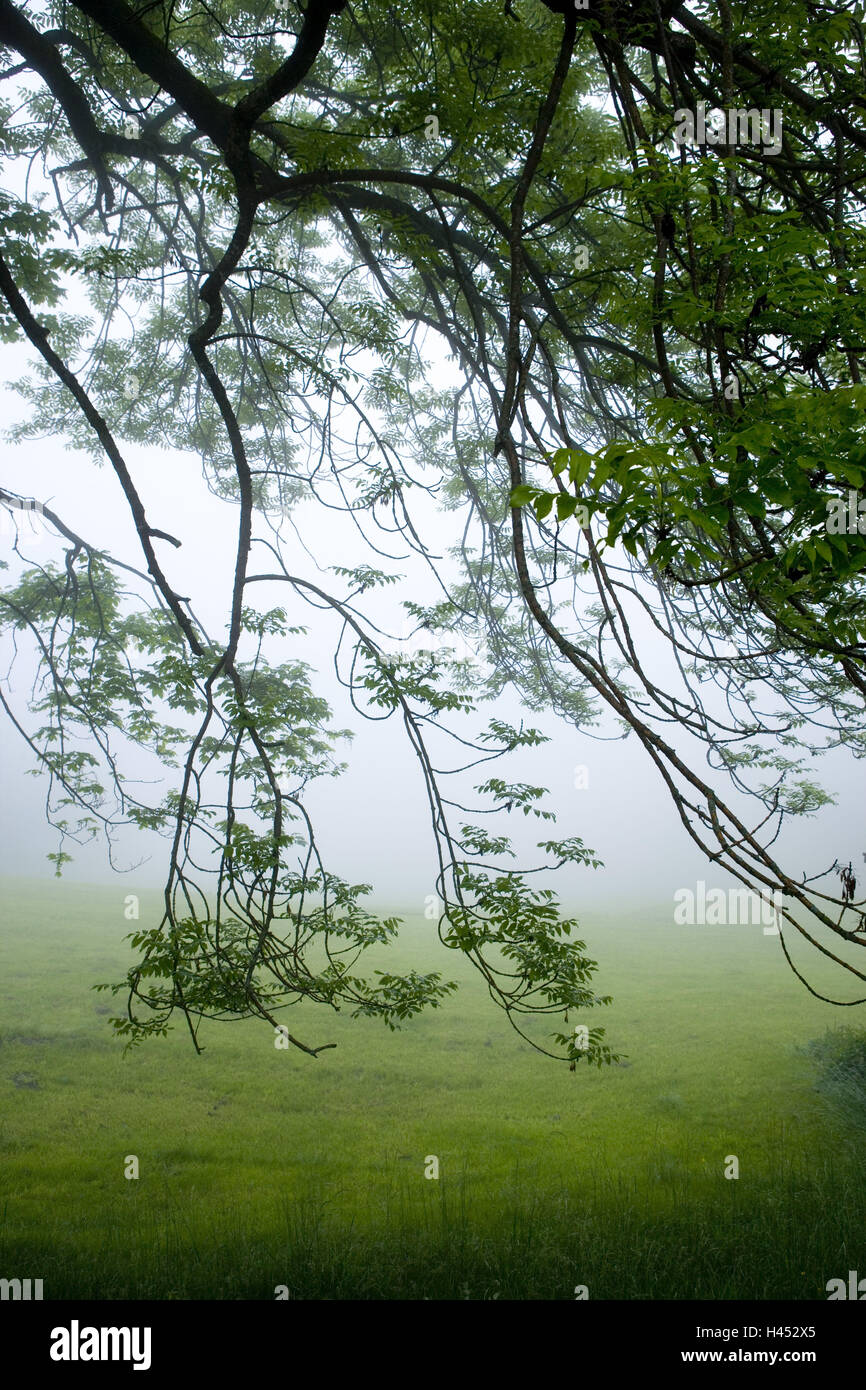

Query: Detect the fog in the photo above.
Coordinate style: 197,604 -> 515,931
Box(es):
1,343 -> 862,920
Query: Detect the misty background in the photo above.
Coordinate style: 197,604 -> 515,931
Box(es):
2,327 -> 862,925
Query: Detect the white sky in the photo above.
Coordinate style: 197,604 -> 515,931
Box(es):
1,338 -> 862,920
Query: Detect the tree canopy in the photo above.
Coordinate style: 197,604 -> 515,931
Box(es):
1,0 -> 865,1061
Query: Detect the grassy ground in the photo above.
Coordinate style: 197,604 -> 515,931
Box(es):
1,876 -> 865,1299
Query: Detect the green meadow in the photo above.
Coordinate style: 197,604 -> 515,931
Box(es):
1,877 -> 865,1300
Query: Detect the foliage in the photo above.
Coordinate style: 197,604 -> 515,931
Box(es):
1,0 -> 865,1057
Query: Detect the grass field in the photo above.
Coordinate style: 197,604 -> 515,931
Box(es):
1,876 -> 866,1300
